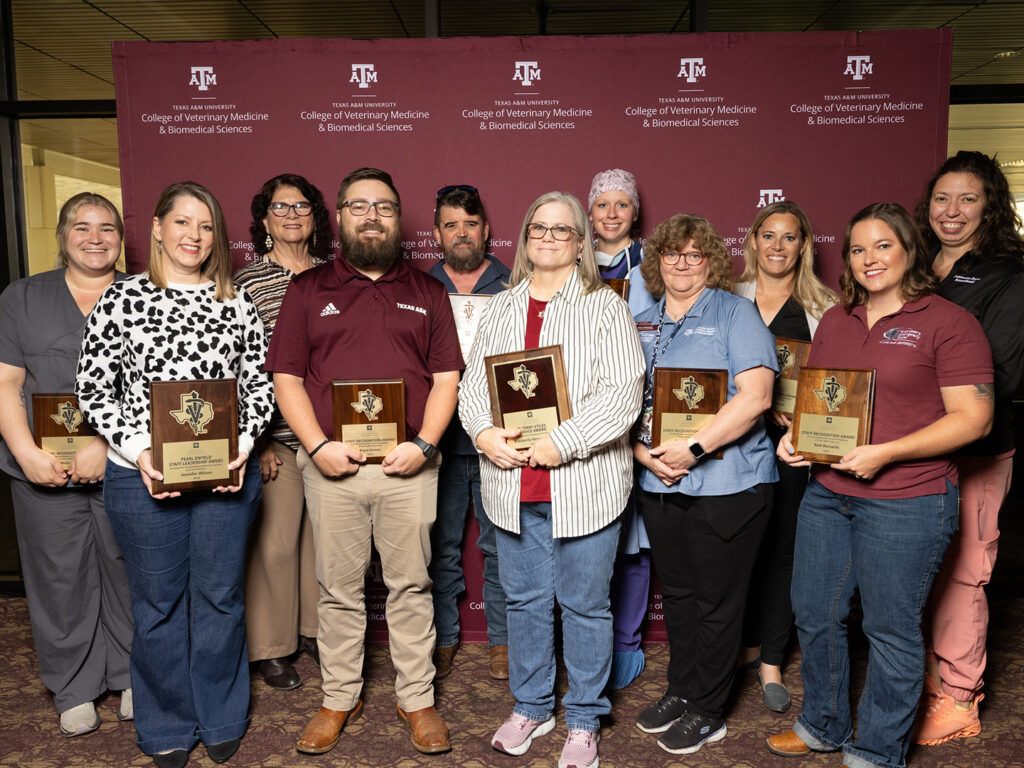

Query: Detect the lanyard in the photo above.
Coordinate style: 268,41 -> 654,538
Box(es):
643,302 -> 686,405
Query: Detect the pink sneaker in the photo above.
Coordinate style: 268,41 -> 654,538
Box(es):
491,712 -> 556,756
915,691 -> 983,745
559,728 -> 600,768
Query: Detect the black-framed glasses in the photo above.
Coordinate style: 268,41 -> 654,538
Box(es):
268,201 -> 313,217
527,223 -> 579,241
436,184 -> 478,200
341,200 -> 398,217
660,250 -> 706,265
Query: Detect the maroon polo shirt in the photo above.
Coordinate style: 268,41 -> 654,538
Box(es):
265,256 -> 464,440
807,294 -> 992,499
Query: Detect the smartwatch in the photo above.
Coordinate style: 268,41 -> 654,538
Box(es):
413,436 -> 437,460
686,437 -> 707,461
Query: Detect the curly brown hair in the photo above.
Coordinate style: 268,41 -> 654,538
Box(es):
640,213 -> 733,300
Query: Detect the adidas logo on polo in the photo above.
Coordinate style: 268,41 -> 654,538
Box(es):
320,302 -> 340,317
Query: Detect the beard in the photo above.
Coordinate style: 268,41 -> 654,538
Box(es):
443,237 -> 486,271
341,221 -> 402,271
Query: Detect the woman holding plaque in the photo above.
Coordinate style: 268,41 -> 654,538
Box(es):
0,193 -> 133,738
912,151 -> 1024,746
734,200 -> 837,712
459,191 -> 644,768
631,213 -> 779,755
767,203 -> 994,768
76,181 -> 274,768
234,173 -> 332,691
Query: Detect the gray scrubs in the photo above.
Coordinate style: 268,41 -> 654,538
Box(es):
0,268 -> 132,712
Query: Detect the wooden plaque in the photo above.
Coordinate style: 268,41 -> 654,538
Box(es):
332,379 -> 406,463
604,278 -> 630,300
484,345 -> 572,451
652,368 -> 728,459
772,337 -> 812,415
449,293 -> 491,363
150,379 -> 238,493
792,367 -> 875,464
32,393 -> 98,471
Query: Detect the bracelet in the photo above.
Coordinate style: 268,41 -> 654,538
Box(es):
307,439 -> 329,457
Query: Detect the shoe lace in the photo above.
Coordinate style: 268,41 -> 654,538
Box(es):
566,730 -> 593,747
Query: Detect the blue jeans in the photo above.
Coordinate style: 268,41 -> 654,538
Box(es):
791,479 -> 957,768
103,459 -> 260,755
429,453 -> 508,646
495,502 -> 620,731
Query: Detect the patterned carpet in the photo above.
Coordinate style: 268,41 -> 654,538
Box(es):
0,595 -> 1020,768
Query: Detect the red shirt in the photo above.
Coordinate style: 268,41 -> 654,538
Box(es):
265,256 -> 464,440
808,294 -> 992,499
520,297 -> 551,502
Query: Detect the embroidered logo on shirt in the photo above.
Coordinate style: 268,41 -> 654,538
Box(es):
881,327 -> 921,347
351,389 -> 383,421
813,376 -> 847,413
396,302 -> 427,316
672,376 -> 705,410
320,302 -> 340,316
169,391 -> 216,436
953,275 -> 979,284
49,401 -> 84,434
683,326 -> 716,337
508,364 -> 539,398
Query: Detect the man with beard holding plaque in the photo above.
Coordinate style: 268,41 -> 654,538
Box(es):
426,186 -> 511,682
266,168 -> 463,756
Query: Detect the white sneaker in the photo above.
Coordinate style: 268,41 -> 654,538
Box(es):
59,701 -> 100,737
118,688 -> 133,721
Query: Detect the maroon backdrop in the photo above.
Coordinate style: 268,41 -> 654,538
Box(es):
113,30 -> 952,642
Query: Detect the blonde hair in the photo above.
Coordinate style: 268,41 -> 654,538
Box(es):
739,200 -> 836,319
148,181 -> 235,300
509,192 -> 603,294
56,193 -> 124,268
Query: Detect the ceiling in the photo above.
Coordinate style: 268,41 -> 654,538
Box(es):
10,0 -> 1024,191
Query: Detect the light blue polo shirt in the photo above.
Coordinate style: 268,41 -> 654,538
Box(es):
635,287 -> 779,496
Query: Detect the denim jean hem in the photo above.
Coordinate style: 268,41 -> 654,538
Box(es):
198,717 -> 249,745
565,721 -> 600,733
436,639 -> 459,649
843,746 -> 893,768
794,717 -> 842,752
138,734 -> 200,755
513,703 -> 553,723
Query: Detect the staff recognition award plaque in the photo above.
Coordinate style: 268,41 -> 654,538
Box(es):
652,368 -> 728,458
772,337 -> 812,415
793,367 -> 875,463
485,345 -> 572,451
603,278 -> 630,300
150,379 -> 238,493
449,293 -> 491,363
331,379 -> 406,463
32,394 -> 98,470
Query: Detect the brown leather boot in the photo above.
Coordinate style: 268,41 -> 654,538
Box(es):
433,645 -> 458,679
766,729 -> 811,757
397,705 -> 451,754
295,702 -> 363,754
489,645 -> 509,680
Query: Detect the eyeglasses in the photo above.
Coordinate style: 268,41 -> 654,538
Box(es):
268,201 -> 313,217
341,200 -> 398,217
660,250 -> 706,265
436,184 -> 478,200
527,223 -> 579,241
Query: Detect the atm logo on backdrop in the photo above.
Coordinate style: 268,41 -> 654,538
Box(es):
189,66 -> 216,91
350,64 -> 377,88
677,58 -> 706,83
757,189 -> 785,207
844,55 -> 873,80
514,61 -> 541,87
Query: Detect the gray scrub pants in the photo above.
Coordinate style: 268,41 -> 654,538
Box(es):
11,478 -> 132,712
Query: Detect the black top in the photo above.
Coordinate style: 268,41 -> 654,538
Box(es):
936,250 -> 1024,456
766,295 -> 812,343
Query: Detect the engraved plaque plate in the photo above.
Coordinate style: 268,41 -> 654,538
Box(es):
332,379 -> 406,463
32,394 -> 98,471
449,293 -> 492,363
652,368 -> 728,459
484,345 -> 572,451
792,367 -> 875,464
150,379 -> 238,493
772,337 -> 812,415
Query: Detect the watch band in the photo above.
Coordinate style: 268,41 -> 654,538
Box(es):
412,435 -> 436,459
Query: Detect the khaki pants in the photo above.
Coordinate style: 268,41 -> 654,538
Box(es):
298,447 -> 440,711
245,441 -> 319,661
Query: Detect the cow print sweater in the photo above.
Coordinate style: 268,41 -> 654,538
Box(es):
76,275 -> 274,468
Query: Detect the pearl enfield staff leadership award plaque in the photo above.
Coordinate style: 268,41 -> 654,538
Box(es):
32,394 -> 98,471
772,337 -> 812,415
150,379 -> 238,493
652,368 -> 727,459
792,367 -> 875,464
449,294 -> 492,363
331,379 -> 406,463
603,278 -> 629,300
485,345 -> 572,451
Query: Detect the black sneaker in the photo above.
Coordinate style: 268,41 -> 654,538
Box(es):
657,711 -> 726,754
636,693 -> 688,733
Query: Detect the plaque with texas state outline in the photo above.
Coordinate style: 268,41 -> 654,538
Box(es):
331,379 -> 406,463
772,337 -> 812,415
32,394 -> 98,471
485,345 -> 572,451
792,367 -> 875,464
150,379 -> 238,493
652,368 -> 728,459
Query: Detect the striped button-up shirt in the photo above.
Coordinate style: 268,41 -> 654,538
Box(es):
458,268 -> 645,538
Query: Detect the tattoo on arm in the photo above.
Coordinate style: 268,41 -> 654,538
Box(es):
17,390 -> 26,409
972,383 -> 995,402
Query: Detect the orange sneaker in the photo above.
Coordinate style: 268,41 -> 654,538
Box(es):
915,691 -> 983,745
